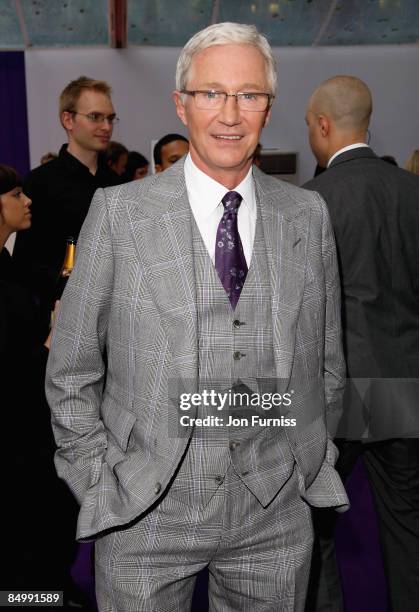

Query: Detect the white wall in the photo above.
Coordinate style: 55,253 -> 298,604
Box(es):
25,44 -> 419,184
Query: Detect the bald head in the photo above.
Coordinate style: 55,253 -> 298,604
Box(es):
309,75 -> 372,132
305,75 -> 373,166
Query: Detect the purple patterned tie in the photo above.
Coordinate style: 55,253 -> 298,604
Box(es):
215,191 -> 248,309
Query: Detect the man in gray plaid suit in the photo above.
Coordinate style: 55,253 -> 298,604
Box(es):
46,22 -> 348,612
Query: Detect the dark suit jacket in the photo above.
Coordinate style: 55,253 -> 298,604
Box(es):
304,148 -> 419,438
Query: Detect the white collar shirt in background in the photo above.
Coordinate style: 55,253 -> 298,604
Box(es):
327,143 -> 369,167
184,153 -> 257,265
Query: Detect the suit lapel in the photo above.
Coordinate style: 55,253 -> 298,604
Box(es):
255,172 -> 308,387
127,165 -> 198,392
127,164 -> 309,394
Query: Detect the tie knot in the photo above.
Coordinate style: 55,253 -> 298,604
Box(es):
222,191 -> 243,213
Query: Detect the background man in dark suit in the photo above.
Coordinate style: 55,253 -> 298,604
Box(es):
303,75 -> 419,612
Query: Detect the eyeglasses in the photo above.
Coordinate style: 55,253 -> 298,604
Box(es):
69,111 -> 120,125
181,90 -> 274,112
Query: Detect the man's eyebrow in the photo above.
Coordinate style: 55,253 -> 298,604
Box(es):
86,110 -> 116,115
195,82 -> 224,90
238,83 -> 267,91
197,82 -> 266,91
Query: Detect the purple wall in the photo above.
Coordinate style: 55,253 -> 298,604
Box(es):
0,52 -> 30,177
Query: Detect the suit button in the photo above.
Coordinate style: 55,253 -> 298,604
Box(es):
154,482 -> 162,495
233,351 -> 241,361
229,440 -> 240,451
241,471 -> 249,477
233,319 -> 241,329
214,475 -> 224,484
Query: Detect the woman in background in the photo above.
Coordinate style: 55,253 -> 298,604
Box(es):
1,164 -> 44,589
106,140 -> 128,176
406,150 -> 419,175
0,164 -> 37,358
121,150 -> 149,182
0,164 -> 89,609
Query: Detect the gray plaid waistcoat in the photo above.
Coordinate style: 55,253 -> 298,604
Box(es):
170,206 -> 295,508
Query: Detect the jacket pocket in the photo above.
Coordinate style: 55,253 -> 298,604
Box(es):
102,402 -> 137,471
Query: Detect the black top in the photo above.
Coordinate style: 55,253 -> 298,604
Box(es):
304,147 -> 419,379
0,245 -> 49,453
12,144 -> 120,333
0,247 -> 43,363
1,245 -> 79,590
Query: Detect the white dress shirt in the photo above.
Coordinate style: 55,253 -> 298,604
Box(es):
327,143 -> 369,167
184,154 -> 257,266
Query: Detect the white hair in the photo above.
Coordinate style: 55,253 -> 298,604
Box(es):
176,22 -> 277,94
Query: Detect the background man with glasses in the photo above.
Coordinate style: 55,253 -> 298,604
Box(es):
13,76 -> 120,338
47,24 -> 348,611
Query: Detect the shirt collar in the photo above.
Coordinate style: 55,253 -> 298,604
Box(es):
57,144 -> 119,186
327,143 -> 369,167
59,144 -> 90,175
184,153 -> 256,222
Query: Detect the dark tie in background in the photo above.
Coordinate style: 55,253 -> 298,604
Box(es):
215,191 -> 248,309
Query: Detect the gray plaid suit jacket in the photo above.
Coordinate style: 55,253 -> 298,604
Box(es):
46,161 -> 349,540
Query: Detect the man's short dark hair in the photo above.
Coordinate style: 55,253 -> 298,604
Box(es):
106,141 -> 128,165
154,133 -> 189,166
122,151 -> 149,182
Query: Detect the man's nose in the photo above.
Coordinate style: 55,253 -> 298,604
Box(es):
218,94 -> 241,125
101,117 -> 114,131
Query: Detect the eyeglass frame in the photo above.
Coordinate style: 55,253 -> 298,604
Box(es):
67,111 -> 120,125
180,89 -> 274,112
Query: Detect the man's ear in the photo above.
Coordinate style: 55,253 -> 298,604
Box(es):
172,91 -> 188,127
263,107 -> 272,128
319,115 -> 330,137
154,164 -> 163,173
61,111 -> 73,132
